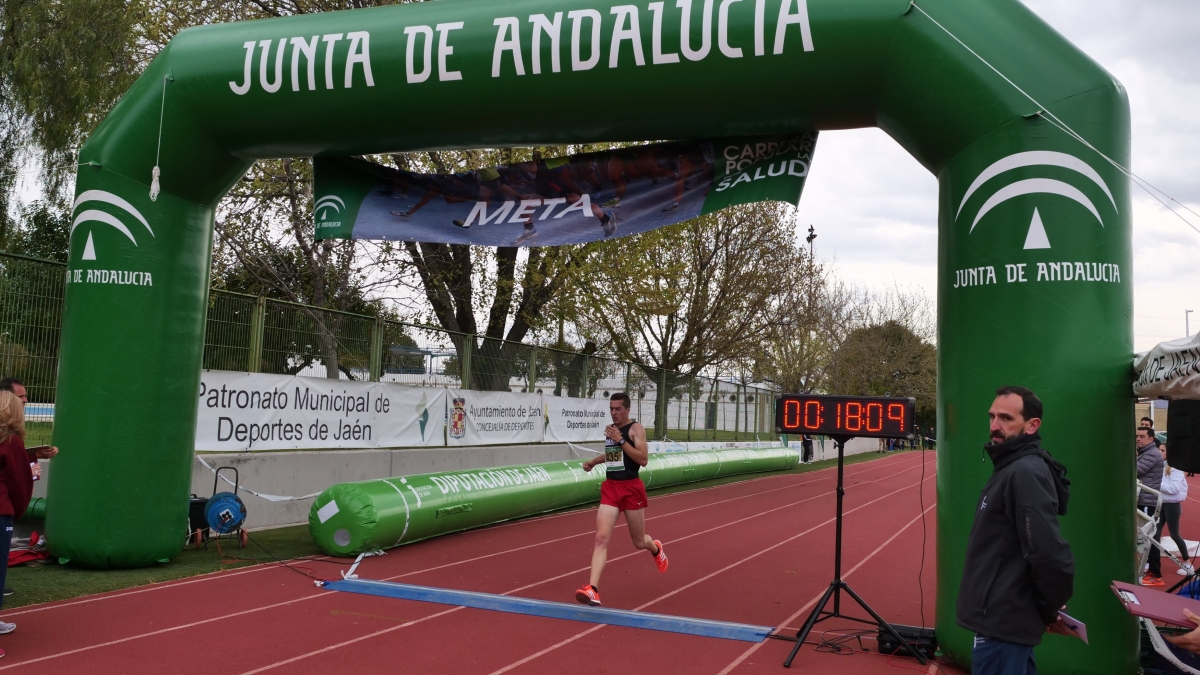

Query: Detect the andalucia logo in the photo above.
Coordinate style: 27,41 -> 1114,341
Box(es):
71,190 -> 155,261
315,195 -> 344,229
956,151 -> 1116,249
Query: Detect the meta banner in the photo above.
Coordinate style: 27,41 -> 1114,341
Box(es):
195,370 -> 446,451
313,134 -> 817,247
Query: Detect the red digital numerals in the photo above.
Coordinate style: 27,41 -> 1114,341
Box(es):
782,399 -> 823,430
780,396 -> 908,436
835,402 -> 883,432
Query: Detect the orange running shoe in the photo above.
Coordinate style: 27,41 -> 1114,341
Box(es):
575,584 -> 601,606
652,540 -> 668,573
1140,573 -> 1165,587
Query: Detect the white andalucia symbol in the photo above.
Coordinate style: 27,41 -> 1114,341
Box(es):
70,190 -> 155,261
956,151 -> 1116,250
315,195 -> 344,222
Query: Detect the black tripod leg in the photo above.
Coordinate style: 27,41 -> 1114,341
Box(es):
783,582 -> 837,668
840,583 -> 928,665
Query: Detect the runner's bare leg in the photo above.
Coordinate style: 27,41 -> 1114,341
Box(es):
590,505 -> 620,587
623,508 -> 659,555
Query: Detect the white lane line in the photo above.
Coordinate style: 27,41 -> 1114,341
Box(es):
234,456 -> 933,674
374,459 -> 929,585
0,555 -> 339,619
470,462 -> 934,597
485,473 -> 938,674
378,460 -> 929,586
236,606 -> 465,675
3,454 -> 916,621
715,503 -> 938,675
0,454 -> 929,671
0,592 -> 324,671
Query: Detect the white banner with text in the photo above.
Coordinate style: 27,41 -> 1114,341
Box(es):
543,395 -> 610,443
195,370 -> 446,451
446,389 -> 544,446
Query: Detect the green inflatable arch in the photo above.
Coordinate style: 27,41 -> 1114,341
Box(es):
51,0 -> 1132,671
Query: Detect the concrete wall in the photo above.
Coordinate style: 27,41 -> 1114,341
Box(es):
802,436 -> 884,462
26,437 -> 879,533
29,442 -> 601,531
190,442 -> 609,530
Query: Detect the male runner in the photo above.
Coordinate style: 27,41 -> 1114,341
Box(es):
576,392 -> 668,606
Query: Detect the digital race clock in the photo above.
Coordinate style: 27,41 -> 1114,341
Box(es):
775,395 -> 916,439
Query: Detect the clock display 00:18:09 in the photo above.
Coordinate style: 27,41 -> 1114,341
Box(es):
774,395 -> 915,438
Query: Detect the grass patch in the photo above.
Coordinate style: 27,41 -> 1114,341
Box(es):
1,450 -> 914,611
3,525 -> 327,610
23,421 -> 53,448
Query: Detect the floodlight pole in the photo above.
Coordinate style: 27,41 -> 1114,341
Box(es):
782,435 -> 927,668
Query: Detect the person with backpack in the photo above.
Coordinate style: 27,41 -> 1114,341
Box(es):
956,386 -> 1075,675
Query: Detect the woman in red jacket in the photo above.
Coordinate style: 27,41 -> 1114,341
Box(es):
0,391 -> 34,654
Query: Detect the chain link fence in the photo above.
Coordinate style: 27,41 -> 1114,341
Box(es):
0,252 -> 778,445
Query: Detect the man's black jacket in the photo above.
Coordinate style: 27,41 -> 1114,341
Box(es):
955,432 -> 1075,646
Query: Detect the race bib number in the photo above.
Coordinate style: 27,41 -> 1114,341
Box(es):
604,443 -> 624,470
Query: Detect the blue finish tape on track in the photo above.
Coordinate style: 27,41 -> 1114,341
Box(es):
325,579 -> 773,642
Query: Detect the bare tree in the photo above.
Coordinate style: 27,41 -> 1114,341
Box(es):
389,150 -> 598,391
214,158 -> 408,378
755,270 -> 859,394
576,201 -> 812,433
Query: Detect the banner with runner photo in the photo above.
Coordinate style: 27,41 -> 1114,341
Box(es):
312,134 -> 817,247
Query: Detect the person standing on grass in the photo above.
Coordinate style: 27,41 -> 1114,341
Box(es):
0,378 -> 55,601
801,434 -> 814,464
957,386 -> 1075,675
576,392 -> 668,606
1137,425 -> 1167,586
0,391 -> 35,653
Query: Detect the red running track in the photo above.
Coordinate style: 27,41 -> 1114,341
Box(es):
0,451 -> 963,674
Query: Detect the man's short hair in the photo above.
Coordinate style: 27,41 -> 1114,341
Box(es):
1138,426 -> 1155,438
995,385 -> 1043,421
610,392 -> 631,409
1140,417 -> 1154,426
0,377 -> 22,392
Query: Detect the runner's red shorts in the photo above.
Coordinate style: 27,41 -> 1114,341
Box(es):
600,478 -> 649,511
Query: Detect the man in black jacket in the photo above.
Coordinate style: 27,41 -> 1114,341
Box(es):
956,386 -> 1075,675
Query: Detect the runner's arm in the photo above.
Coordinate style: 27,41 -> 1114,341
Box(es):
623,423 -> 651,466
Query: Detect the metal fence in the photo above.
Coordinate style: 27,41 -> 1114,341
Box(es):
0,251 -> 778,445
0,253 -> 65,446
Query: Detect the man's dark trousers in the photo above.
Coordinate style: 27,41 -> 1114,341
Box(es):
972,635 -> 1036,675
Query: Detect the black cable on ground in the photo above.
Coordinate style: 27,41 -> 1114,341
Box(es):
237,531 -> 352,584
771,627 -> 955,674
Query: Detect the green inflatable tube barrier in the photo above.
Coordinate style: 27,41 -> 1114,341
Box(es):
310,447 -> 799,557
21,497 -> 47,521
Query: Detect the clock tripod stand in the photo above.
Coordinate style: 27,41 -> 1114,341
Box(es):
781,435 -> 928,667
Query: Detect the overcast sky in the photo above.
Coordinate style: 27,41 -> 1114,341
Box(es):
801,0 -> 1200,353
16,0 -> 1198,351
